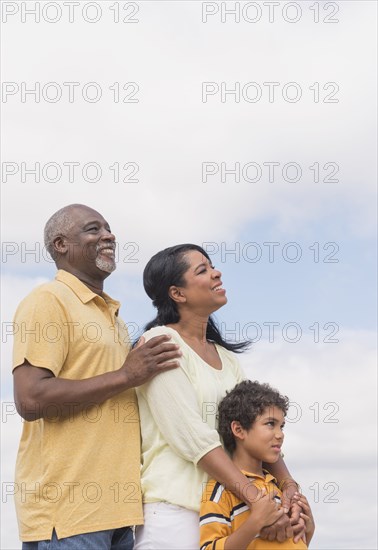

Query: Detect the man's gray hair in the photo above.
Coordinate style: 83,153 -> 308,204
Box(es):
44,205 -> 76,258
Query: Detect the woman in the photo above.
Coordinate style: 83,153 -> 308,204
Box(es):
134,244 -> 301,549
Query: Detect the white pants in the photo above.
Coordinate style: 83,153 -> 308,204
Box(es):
134,502 -> 200,550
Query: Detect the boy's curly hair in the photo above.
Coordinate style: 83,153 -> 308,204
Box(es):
218,380 -> 289,455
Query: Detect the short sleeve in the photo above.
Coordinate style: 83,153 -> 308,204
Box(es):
13,290 -> 69,376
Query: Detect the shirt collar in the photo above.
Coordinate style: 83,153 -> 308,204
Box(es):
241,469 -> 277,484
55,269 -> 121,314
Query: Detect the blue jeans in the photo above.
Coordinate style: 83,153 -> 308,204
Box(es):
22,527 -> 134,550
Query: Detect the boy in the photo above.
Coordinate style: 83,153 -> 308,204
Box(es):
200,380 -> 315,549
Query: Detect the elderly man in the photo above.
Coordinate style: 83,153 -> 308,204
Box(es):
13,204 -> 181,550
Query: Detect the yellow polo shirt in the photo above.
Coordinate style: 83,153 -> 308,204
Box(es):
12,270 -> 143,542
200,470 -> 308,549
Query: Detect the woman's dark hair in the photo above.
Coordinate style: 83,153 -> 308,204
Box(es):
143,244 -> 249,353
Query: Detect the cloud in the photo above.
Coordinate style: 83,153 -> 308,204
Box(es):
1,2 -> 376,256
1,2 -> 376,548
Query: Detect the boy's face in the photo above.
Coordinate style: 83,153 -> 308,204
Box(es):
242,406 -> 285,464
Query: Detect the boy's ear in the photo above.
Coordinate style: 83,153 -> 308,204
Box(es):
231,421 -> 245,441
168,285 -> 186,304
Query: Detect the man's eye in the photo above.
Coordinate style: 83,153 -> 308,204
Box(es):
87,227 -> 98,232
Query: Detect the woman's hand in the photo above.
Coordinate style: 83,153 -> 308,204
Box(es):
259,512 -> 293,542
281,479 -> 306,543
251,490 -> 284,531
293,493 -> 315,545
224,490 -> 284,549
260,481 -> 307,543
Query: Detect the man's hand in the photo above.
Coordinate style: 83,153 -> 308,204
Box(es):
13,335 -> 182,421
120,335 -> 182,387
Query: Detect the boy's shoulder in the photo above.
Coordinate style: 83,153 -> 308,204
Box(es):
200,477 -> 249,529
201,470 -> 280,508
201,477 -> 238,507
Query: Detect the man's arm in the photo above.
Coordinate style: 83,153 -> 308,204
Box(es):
13,335 -> 181,421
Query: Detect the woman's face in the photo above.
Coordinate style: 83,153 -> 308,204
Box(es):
174,249 -> 227,314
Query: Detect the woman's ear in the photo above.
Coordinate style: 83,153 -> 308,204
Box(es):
168,286 -> 187,304
231,421 -> 245,441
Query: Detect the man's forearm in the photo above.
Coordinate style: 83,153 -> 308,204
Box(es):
14,366 -> 130,421
14,335 -> 182,421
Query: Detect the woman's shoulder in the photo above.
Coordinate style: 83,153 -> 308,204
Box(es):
142,325 -> 185,344
142,325 -> 187,349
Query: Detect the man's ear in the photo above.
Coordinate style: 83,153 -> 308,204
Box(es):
168,286 -> 186,304
52,235 -> 68,255
231,421 -> 245,441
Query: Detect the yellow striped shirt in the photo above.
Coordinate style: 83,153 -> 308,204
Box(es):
200,470 -> 308,550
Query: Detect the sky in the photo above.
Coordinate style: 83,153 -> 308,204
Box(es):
1,1 -> 377,548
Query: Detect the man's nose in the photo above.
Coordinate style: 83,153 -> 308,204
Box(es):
100,228 -> 116,241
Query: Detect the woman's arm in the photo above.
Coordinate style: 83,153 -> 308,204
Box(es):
224,493 -> 283,550
199,447 -> 260,506
140,360 -> 294,540
261,457 -> 305,543
264,456 -> 299,511
139,329 -> 297,541
199,449 -> 294,540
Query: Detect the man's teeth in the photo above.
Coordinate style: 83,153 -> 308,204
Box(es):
213,286 -> 223,291
99,248 -> 115,256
